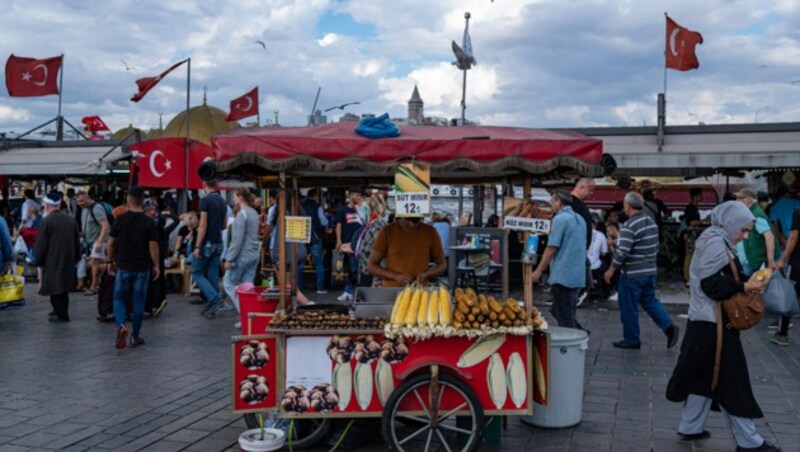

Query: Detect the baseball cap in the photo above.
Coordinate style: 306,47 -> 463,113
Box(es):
734,188 -> 758,200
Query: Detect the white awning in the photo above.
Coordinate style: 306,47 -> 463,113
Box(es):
0,144 -> 128,176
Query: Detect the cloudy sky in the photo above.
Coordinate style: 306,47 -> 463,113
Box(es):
2,0 -> 800,135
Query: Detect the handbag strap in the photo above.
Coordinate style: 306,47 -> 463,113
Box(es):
727,251 -> 741,282
712,302 -> 723,390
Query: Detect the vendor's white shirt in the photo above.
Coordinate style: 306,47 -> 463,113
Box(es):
587,229 -> 608,270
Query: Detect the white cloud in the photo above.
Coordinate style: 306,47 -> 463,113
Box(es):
0,0 -> 799,134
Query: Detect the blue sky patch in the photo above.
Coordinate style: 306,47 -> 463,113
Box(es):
317,10 -> 376,39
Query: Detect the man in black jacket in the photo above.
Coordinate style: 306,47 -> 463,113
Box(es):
571,178 -> 595,305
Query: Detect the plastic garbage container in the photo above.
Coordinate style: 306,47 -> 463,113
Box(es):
523,326 -> 589,428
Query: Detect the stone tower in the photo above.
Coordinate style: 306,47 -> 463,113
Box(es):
408,85 -> 424,125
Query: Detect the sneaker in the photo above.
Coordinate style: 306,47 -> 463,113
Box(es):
767,322 -> 792,332
116,325 -> 129,350
542,299 -> 553,307
218,304 -> 235,313
608,292 -> 618,302
316,290 -> 328,295
233,322 -> 242,329
201,300 -> 224,316
336,292 -> 353,302
153,299 -> 168,318
576,291 -> 588,307
130,336 -> 145,348
735,440 -> 780,451
771,334 -> 789,347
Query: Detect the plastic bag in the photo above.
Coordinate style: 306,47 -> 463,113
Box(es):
764,269 -> 800,316
0,273 -> 25,308
13,236 -> 27,256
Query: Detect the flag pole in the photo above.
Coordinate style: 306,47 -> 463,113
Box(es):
658,13 -> 668,151
460,12 -> 470,126
663,12 -> 668,97
56,53 -> 64,140
182,57 -> 191,212
257,86 -> 261,127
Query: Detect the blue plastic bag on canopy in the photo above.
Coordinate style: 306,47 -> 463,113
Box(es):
354,113 -> 400,139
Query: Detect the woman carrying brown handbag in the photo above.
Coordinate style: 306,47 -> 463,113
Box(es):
666,201 -> 778,451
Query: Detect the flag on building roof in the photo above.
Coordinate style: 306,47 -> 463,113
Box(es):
665,16 -> 703,71
451,21 -> 477,70
130,59 -> 188,102
226,86 -> 259,121
5,54 -> 62,97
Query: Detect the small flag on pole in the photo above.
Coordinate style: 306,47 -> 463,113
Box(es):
226,87 -> 259,121
130,59 -> 188,102
665,16 -> 703,71
451,21 -> 477,70
81,115 -> 110,132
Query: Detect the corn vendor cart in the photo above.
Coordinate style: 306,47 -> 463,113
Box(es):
202,121 -> 606,451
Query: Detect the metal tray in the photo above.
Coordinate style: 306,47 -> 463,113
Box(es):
355,286 -> 403,303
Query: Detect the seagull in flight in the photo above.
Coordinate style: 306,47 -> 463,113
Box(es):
121,59 -> 131,71
324,101 -> 360,112
255,40 -> 266,49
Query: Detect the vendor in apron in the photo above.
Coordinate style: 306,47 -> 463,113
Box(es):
366,217 -> 447,286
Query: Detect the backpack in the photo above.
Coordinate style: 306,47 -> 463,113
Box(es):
89,202 -> 114,227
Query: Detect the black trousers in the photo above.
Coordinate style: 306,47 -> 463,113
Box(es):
51,292 -> 69,320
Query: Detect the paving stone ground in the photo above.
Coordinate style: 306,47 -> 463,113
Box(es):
1,284 -> 799,451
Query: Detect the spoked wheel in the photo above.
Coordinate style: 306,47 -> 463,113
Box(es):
243,412 -> 332,449
382,372 -> 484,452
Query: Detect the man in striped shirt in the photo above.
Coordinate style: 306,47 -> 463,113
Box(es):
604,192 -> 679,350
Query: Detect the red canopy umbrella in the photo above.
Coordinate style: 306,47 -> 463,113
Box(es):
208,122 -> 605,181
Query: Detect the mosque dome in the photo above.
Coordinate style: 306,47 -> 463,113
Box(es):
163,94 -> 239,145
111,124 -> 142,143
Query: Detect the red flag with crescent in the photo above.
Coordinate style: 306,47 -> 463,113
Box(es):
81,115 -> 110,132
226,86 -> 259,121
665,16 -> 703,71
5,54 -> 62,97
130,138 -> 212,190
130,59 -> 187,102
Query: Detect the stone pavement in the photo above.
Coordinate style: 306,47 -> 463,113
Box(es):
1,285 -> 799,451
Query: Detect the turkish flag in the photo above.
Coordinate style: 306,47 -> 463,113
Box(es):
130,138 -> 213,190
130,59 -> 187,102
665,16 -> 703,71
226,86 -> 259,121
81,115 -> 110,132
5,54 -> 62,97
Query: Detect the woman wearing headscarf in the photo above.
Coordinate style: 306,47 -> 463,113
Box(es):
666,202 -> 778,451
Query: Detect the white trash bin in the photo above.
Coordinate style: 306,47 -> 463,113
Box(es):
523,326 -> 589,428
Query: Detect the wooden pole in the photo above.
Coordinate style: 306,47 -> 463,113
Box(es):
278,172 -> 287,311
522,177 -> 532,313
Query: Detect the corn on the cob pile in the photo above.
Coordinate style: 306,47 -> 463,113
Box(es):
388,285 -> 453,329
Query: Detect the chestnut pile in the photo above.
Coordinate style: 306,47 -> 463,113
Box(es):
239,340 -> 269,370
281,384 -> 340,413
239,375 -> 269,404
270,311 -> 386,331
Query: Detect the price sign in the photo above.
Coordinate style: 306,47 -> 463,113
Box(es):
395,192 -> 430,218
503,216 -> 551,234
285,216 -> 311,243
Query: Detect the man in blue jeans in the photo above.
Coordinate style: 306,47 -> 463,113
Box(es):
301,189 -> 330,294
532,190 -> 587,330
193,180 -> 228,318
605,192 -> 680,350
107,187 -> 159,349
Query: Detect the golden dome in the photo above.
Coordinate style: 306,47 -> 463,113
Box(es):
163,97 -> 239,145
111,124 -> 141,143
146,128 -> 164,139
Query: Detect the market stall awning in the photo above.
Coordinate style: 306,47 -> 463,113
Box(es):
210,122 -> 605,181
0,141 -> 128,176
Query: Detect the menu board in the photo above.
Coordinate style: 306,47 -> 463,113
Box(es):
232,336 -> 278,412
285,216 -> 311,244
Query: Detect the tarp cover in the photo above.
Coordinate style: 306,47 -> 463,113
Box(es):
211,122 -> 603,178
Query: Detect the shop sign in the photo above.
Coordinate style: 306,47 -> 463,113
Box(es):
503,216 -> 551,234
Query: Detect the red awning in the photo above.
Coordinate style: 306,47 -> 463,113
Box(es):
210,122 -> 604,180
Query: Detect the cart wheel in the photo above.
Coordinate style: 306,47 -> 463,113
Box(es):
382,372 -> 484,452
243,413 -> 332,450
